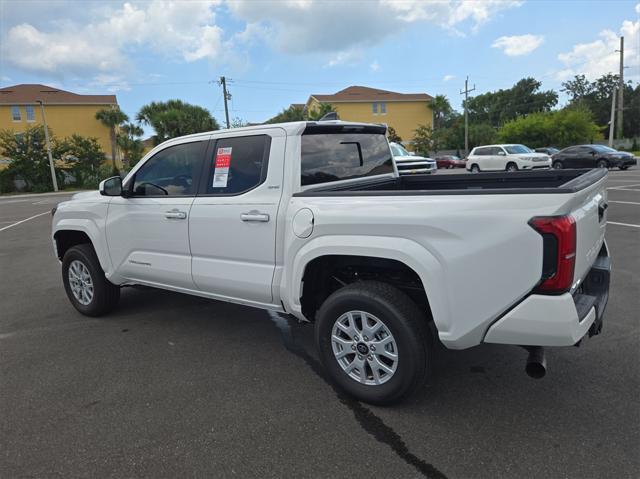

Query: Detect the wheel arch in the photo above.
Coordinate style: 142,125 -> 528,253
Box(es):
283,235 -> 451,336
53,221 -> 112,275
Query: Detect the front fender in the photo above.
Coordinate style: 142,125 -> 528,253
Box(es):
281,235 -> 452,338
52,214 -> 113,278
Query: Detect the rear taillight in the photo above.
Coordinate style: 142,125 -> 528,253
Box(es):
529,215 -> 576,293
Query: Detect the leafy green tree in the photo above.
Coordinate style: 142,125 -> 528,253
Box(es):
498,106 -> 600,148
0,126 -> 60,192
429,94 -> 454,129
136,100 -> 219,145
117,122 -> 144,170
231,117 -> 248,128
266,105 -> 306,124
55,134 -> 106,187
562,73 -> 639,138
95,107 -> 129,171
466,77 -> 557,126
412,124 -> 434,156
387,126 -> 402,143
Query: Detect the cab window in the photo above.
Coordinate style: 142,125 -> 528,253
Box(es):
132,141 -> 205,196
205,135 -> 271,195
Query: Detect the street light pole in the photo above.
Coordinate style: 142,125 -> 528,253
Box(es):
36,100 -> 58,192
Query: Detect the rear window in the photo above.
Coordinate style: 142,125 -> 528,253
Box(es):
301,133 -> 393,186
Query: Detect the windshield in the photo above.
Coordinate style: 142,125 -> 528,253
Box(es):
591,145 -> 617,153
390,143 -> 411,157
504,145 -> 532,154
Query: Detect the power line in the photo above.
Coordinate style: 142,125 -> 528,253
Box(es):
460,76 -> 476,157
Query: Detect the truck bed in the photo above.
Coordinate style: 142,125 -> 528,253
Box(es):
295,168 -> 607,196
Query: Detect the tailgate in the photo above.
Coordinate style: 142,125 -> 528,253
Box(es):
566,173 -> 608,288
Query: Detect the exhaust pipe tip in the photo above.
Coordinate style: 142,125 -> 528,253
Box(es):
523,346 -> 547,379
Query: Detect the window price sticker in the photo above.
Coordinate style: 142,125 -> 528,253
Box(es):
212,147 -> 232,187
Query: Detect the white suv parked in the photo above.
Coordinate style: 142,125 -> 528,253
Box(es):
467,144 -> 551,172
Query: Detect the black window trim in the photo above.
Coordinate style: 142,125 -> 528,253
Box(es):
196,134 -> 272,197
123,139 -> 208,198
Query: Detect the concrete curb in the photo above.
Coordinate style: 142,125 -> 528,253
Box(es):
0,190 -> 88,200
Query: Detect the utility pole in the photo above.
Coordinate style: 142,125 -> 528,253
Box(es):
460,76 -> 475,157
219,76 -> 231,129
36,100 -> 58,192
608,87 -> 617,148
615,36 -> 624,140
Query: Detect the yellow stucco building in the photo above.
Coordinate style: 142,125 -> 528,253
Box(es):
306,86 -> 433,145
0,84 -> 118,160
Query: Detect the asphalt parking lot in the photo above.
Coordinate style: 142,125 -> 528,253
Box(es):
1,168 -> 639,478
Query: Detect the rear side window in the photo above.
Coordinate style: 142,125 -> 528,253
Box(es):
473,147 -> 489,156
301,133 -> 393,186
206,135 -> 271,195
133,141 -> 205,196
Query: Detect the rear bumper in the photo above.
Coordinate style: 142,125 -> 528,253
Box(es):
484,242 -> 610,347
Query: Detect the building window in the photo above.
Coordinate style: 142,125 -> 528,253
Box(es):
372,102 -> 378,114
11,106 -> 21,121
25,105 -> 35,122
380,102 -> 386,114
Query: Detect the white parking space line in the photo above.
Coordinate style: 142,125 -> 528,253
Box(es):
608,221 -> 640,229
609,201 -> 640,206
0,212 -> 49,232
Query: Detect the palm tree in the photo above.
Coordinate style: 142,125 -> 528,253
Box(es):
95,107 -> 129,171
428,95 -> 453,130
117,122 -> 144,169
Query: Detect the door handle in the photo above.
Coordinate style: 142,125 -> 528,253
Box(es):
241,211 -> 270,222
165,210 -> 187,220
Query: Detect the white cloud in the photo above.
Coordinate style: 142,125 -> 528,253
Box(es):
443,74 -> 456,82
227,0 -> 522,54
325,49 -> 364,68
492,34 -> 544,56
370,60 -> 381,72
557,11 -> 639,80
1,1 -> 224,77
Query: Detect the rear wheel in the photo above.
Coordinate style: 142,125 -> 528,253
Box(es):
62,244 -> 120,316
506,162 -> 518,172
470,164 -> 480,173
553,161 -> 564,170
315,281 -> 431,405
596,159 -> 608,169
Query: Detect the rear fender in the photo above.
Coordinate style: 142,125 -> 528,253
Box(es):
282,235 -> 451,336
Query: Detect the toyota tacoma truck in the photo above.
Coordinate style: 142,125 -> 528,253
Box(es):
52,121 -> 611,405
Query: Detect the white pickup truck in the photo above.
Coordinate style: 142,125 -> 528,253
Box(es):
52,121 -> 611,405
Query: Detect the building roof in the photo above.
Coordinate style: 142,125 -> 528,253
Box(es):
289,103 -> 306,110
0,84 -> 117,105
310,86 -> 432,103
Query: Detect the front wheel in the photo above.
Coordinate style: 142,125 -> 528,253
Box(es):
315,281 -> 431,405
506,162 -> 518,172
619,165 -> 629,170
62,244 -> 120,316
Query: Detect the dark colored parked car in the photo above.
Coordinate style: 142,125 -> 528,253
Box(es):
435,155 -> 466,169
552,145 -> 637,170
535,147 -> 560,155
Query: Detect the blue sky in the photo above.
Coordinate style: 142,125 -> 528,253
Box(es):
1,0 -> 638,134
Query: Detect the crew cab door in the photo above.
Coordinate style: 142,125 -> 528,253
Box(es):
189,129 -> 286,306
106,138 -> 208,289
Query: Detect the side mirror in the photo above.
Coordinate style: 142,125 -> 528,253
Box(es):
497,151 -> 506,156
409,152 -> 416,156
99,176 -> 122,196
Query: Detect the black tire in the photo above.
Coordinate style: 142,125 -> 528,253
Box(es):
62,244 -> 120,317
315,281 -> 431,405
596,159 -> 608,169
506,162 -> 518,172
619,165 -> 629,170
470,164 -> 480,173
553,161 -> 564,170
